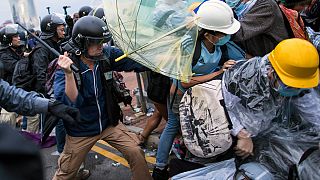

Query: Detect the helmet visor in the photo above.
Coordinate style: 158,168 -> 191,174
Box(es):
85,36 -> 111,47
5,24 -> 19,35
51,13 -> 66,25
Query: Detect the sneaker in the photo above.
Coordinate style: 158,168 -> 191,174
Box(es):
152,166 -> 169,180
50,151 -> 61,156
76,169 -> 91,180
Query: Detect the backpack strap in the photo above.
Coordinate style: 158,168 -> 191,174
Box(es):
69,55 -> 82,90
233,158 -> 252,180
219,44 -> 229,66
155,10 -> 176,28
219,99 -> 233,130
192,38 -> 202,67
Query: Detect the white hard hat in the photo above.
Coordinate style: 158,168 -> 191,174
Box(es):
195,0 -> 240,34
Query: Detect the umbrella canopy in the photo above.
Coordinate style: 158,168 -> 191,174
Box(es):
103,0 -> 200,82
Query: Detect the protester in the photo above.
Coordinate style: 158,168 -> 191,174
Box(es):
302,0 -> 320,31
53,16 -> 151,180
152,1 -> 246,179
223,38 -> 319,160
225,0 -> 290,57
279,0 -> 311,39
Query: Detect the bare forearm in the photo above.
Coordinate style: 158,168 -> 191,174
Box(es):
181,71 -> 222,89
65,73 -> 78,102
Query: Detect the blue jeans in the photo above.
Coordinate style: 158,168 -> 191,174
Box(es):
55,119 -> 66,153
22,116 -> 27,130
155,95 -> 181,168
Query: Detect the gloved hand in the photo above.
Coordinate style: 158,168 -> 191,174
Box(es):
65,15 -> 74,28
48,99 -> 80,125
42,113 -> 59,143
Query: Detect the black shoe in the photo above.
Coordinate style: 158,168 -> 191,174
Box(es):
152,166 -> 169,180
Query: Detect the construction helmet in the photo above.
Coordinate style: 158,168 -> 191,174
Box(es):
269,38 -> 319,88
195,0 -> 240,34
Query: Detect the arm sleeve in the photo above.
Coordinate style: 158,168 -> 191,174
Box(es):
106,47 -> 150,72
233,3 -> 275,42
53,69 -> 84,107
0,79 -> 48,115
292,88 -> 320,131
32,49 -> 50,94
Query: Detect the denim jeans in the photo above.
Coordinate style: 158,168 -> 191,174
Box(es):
55,119 -> 66,153
22,116 -> 27,130
155,94 -> 182,168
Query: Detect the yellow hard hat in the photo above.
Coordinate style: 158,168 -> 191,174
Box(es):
188,2 -> 202,13
269,38 -> 319,88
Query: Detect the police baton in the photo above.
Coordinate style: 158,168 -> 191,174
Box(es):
63,6 -> 71,16
17,22 -> 79,73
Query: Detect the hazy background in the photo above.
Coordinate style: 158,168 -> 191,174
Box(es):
0,0 -> 103,26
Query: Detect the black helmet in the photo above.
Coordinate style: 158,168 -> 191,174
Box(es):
72,16 -> 112,51
40,13 -> 66,39
79,6 -> 93,18
0,24 -> 26,48
89,7 -> 105,19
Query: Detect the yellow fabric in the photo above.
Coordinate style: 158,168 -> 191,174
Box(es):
269,38 -> 319,88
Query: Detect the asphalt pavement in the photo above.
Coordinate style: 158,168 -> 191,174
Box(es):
42,140 -> 156,180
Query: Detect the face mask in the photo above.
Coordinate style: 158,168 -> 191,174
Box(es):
225,0 -> 241,9
215,35 -> 231,46
276,80 -> 303,97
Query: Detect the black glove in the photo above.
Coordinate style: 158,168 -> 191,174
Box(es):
65,15 -> 73,28
48,99 -> 80,125
42,113 -> 59,144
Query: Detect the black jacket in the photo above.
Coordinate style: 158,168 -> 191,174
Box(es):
31,39 -> 61,94
0,47 -> 23,84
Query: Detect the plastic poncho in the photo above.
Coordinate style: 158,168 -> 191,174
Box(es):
222,55 -> 283,136
222,55 -> 320,179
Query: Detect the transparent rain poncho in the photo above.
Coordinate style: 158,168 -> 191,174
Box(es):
222,55 -> 284,136
222,55 -> 320,179
103,0 -> 199,82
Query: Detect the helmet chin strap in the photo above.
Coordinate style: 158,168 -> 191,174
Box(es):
10,45 -> 24,56
83,50 -> 109,62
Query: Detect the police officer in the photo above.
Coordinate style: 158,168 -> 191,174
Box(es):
78,6 -> 93,18
0,24 -> 27,84
31,13 -> 66,95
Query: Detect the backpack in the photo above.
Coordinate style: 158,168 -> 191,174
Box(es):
45,57 -> 82,98
12,47 -> 41,91
179,80 -> 232,158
